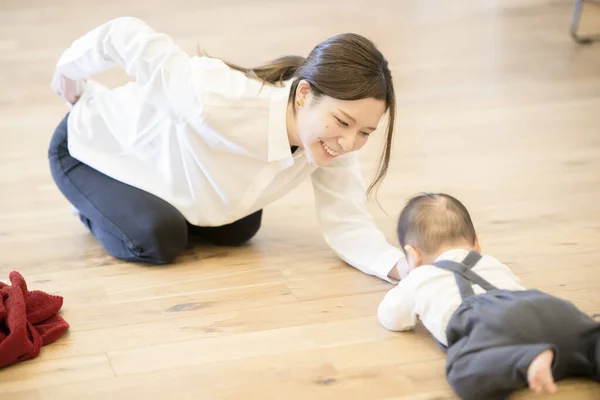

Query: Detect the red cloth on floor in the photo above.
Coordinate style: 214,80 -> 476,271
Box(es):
0,271 -> 69,369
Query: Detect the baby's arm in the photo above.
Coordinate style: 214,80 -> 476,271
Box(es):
377,276 -> 418,331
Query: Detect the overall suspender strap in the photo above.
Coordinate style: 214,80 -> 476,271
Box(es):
461,251 -> 483,270
432,251 -> 499,299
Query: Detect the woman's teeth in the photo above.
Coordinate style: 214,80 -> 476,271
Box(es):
320,140 -> 339,156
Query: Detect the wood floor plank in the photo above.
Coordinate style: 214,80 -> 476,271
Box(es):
105,316 -> 441,376
60,282 -> 296,332
1,0 -> 599,398
39,292 -> 383,360
0,353 -> 115,394
31,339 -> 445,399
0,391 -> 42,400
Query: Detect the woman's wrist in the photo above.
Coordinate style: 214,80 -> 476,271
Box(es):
387,263 -> 401,281
388,257 -> 410,281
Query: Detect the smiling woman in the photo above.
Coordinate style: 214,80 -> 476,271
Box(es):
215,32 -> 396,194
290,89 -> 387,167
48,16 -> 409,282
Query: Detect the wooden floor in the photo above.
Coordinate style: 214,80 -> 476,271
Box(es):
1,0 -> 600,398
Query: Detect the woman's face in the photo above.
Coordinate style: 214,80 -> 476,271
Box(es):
290,80 -> 387,166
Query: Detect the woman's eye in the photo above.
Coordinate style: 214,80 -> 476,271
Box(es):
334,116 -> 349,127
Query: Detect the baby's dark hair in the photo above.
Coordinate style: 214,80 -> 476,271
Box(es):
397,193 -> 477,255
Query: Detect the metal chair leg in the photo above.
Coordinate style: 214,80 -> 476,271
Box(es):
571,0 -> 600,44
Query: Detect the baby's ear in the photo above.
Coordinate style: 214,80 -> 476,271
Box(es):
474,234 -> 482,253
403,245 -> 422,269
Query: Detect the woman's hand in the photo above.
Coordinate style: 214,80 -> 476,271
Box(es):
387,265 -> 401,281
388,258 -> 411,282
62,76 -> 83,105
51,72 -> 85,107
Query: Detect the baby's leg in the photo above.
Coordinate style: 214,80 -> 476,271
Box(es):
527,349 -> 558,394
446,343 -> 554,400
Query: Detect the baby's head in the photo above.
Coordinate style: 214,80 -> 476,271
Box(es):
397,193 -> 481,270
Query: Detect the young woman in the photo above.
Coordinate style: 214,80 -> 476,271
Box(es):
49,16 -> 408,282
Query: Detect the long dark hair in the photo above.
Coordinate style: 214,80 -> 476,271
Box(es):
201,33 -> 396,199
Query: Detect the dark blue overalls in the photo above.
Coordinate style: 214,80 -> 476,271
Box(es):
431,251 -> 600,400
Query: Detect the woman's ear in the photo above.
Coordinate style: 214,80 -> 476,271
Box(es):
403,244 -> 423,270
295,80 -> 311,106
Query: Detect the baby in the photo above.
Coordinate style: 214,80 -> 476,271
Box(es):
378,192 -> 599,399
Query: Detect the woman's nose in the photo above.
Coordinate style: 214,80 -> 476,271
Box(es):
337,135 -> 355,152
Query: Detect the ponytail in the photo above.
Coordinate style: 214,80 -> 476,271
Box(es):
198,48 -> 305,87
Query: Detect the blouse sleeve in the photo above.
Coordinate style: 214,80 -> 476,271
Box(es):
310,152 -> 405,282
52,16 -> 201,119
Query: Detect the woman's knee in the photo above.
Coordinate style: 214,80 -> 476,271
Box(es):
216,226 -> 261,247
48,113 -> 70,159
212,211 -> 262,246
130,213 -> 188,264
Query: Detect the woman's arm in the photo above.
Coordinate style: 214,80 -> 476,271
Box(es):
310,152 -> 408,283
51,17 -> 200,118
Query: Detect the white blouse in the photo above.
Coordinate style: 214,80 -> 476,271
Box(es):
51,16 -> 404,282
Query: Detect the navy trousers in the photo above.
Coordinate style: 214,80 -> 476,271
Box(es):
434,252 -> 600,400
48,113 -> 263,264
